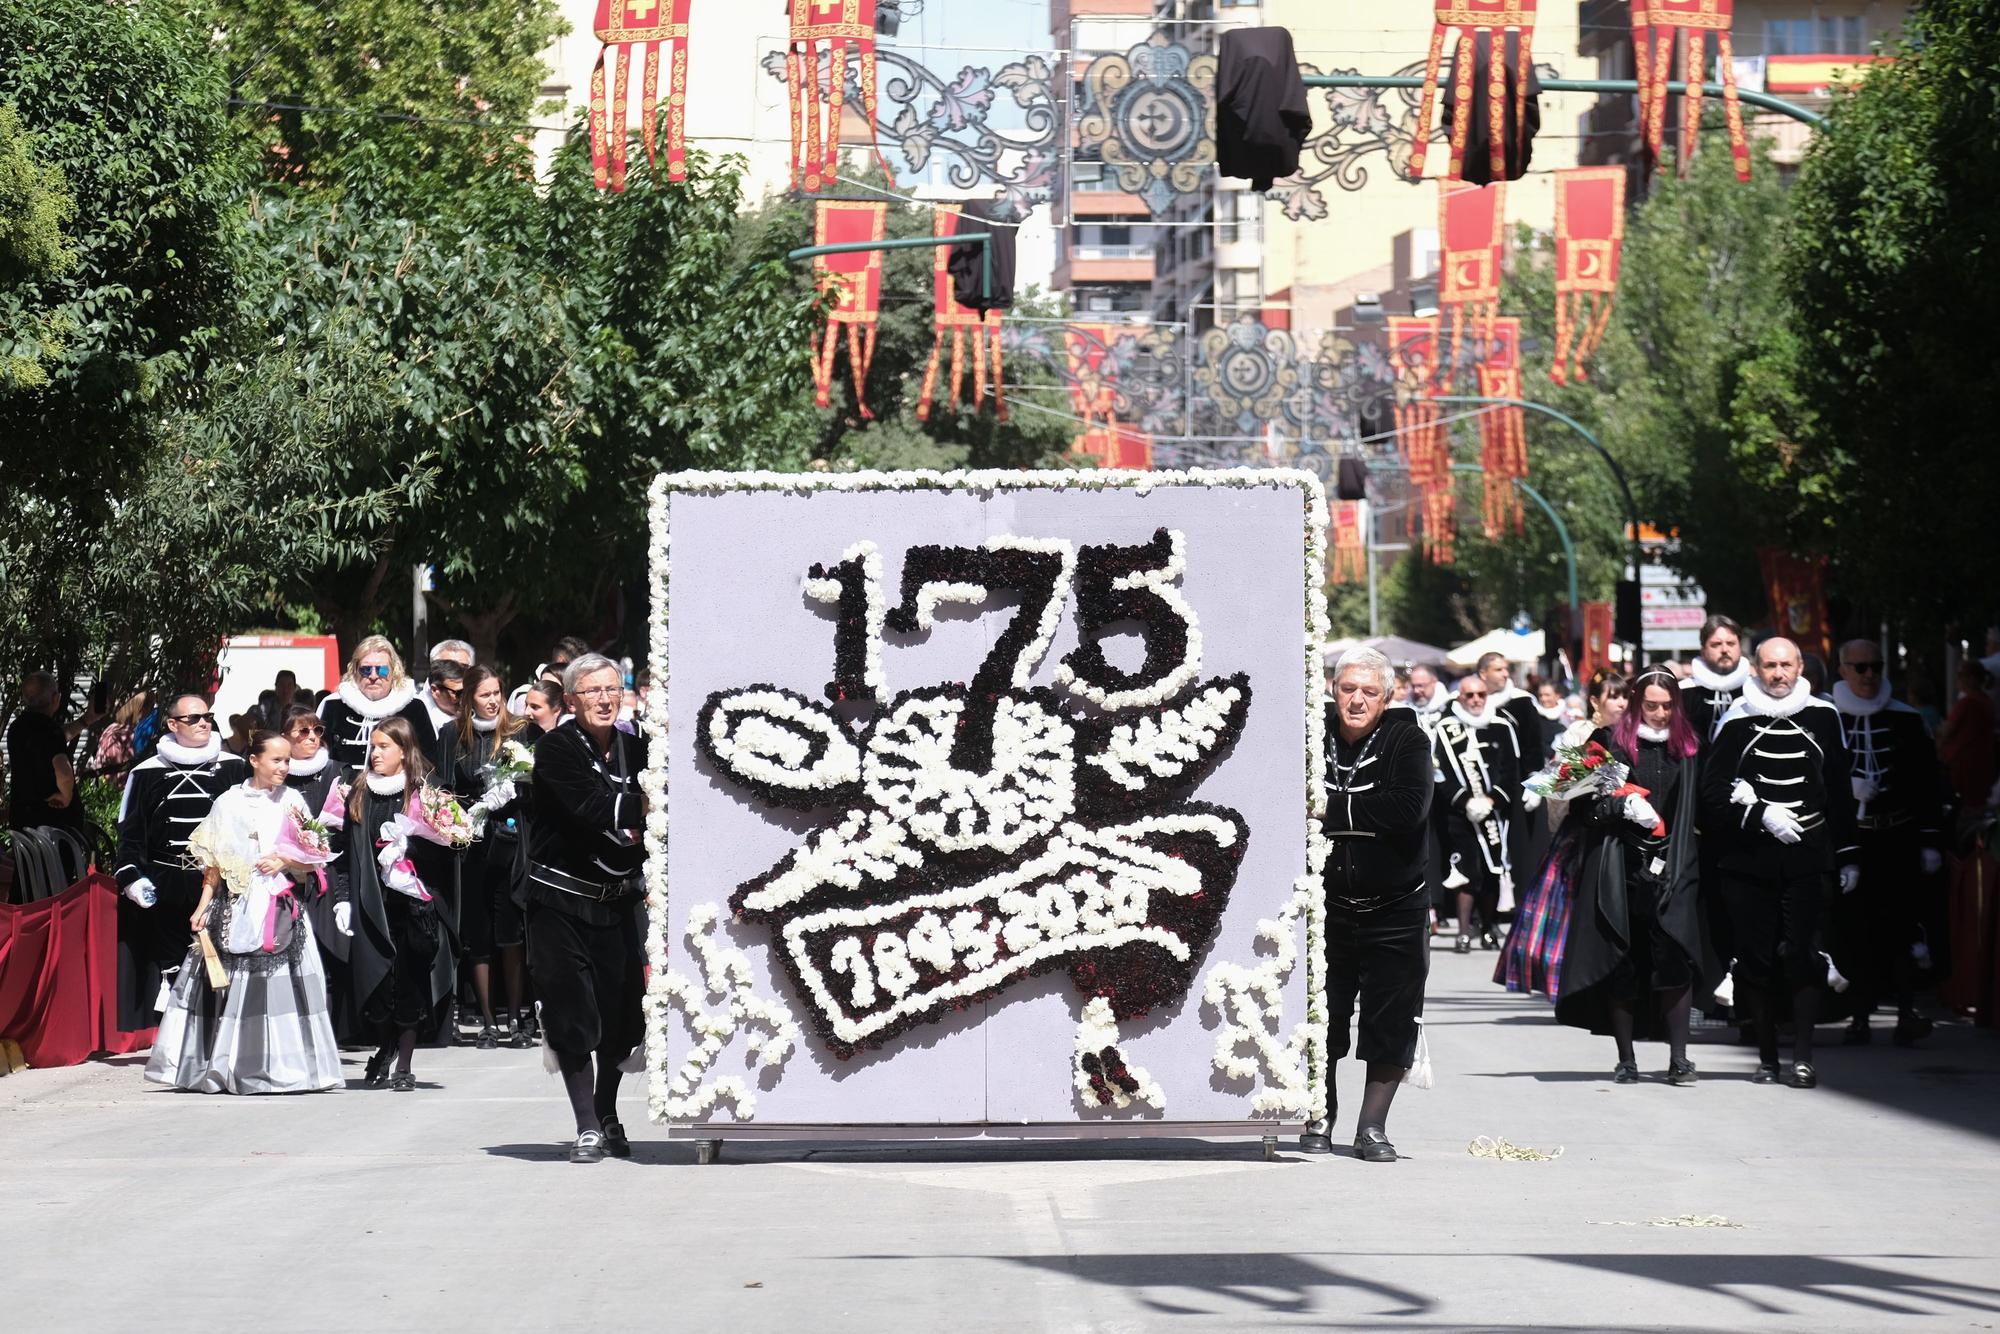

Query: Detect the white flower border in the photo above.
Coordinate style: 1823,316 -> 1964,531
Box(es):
644,468 -> 1332,1127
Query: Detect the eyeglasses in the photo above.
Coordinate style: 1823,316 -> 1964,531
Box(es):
574,685 -> 622,700
359,665 -> 392,680
1843,661 -> 1884,674
435,685 -> 461,698
1460,692 -> 1487,701
288,724 -> 325,738
171,712 -> 216,726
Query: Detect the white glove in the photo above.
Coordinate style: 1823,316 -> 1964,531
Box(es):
1761,804 -> 1803,844
1921,848 -> 1943,875
1730,779 -> 1757,809
1851,775 -> 1879,804
333,901 -> 353,936
1623,795 -> 1661,829
1520,789 -> 1543,813
123,878 -> 158,908
1839,864 -> 1861,894
1464,795 -> 1494,825
485,778 -> 517,810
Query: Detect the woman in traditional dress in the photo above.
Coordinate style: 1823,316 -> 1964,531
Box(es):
453,667 -> 542,1048
339,716 -> 462,1091
318,635 -> 420,771
145,732 -> 343,1094
1495,671 -> 1633,1000
1555,667 -> 1714,1084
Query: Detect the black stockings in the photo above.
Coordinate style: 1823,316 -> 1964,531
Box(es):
1742,983 -> 1820,1066
376,1027 -> 418,1076
1356,1061 -> 1402,1135
1610,985 -> 1693,1066
556,1048 -> 630,1135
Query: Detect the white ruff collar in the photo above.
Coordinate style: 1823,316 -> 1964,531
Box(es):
1534,700 -> 1567,721
1637,723 -> 1670,743
157,734 -> 223,766
337,678 -> 417,720
241,779 -> 288,800
1486,683 -> 1522,708
1738,676 -> 1813,719
1409,690 -> 1449,716
1449,702 -> 1493,729
1689,657 -> 1749,692
365,770 -> 409,796
473,714 -> 500,733
1833,680 -> 1892,717
287,749 -> 330,777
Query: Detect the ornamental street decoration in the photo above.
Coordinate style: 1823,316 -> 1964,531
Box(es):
787,0 -> 891,194
1634,0 -> 1751,181
648,471 -> 1330,1130
1064,322 -> 1153,468
1551,166 -> 1626,385
1075,31 -> 1218,219
810,200 -> 886,417
1387,315 -> 1455,563
1472,317 -> 1527,537
762,47 -> 1060,221
1439,180 -> 1506,350
1331,501 -> 1367,585
589,0 -> 692,191
1408,1 -> 1539,183
915,206 -> 1005,423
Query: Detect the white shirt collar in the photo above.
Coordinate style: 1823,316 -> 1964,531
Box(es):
365,770 -> 408,796
337,678 -> 417,720
1689,657 -> 1750,693
1408,689 -> 1449,716
157,734 -> 224,766
472,714 -> 500,734
286,749 -> 330,777
1449,702 -> 1493,729
1832,679 -> 1893,717
1637,723 -> 1670,743
1533,700 -> 1567,721
1735,676 -> 1814,719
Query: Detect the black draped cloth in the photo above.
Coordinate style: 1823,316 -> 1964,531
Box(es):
946,201 -> 1016,314
1555,730 -> 1718,1039
1216,26 -> 1312,191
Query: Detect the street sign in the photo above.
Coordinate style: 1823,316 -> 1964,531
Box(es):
1639,565 -> 1705,654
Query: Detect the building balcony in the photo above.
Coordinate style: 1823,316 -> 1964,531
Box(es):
1064,256 -> 1157,284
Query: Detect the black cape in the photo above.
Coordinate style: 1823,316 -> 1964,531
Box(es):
1441,29 -> 1540,185
342,782 -> 458,1033
1216,26 -> 1312,191
1555,733 -> 1719,1038
946,201 -> 1016,314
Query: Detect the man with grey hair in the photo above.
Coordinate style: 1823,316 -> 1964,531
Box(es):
1309,645 -> 1435,1162
528,652 -> 647,1163
1829,638 -> 1945,1047
1702,636 -> 1857,1088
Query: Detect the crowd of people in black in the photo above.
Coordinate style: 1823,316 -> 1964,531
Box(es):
3,635 -> 649,1163
1315,616 -> 2000,1161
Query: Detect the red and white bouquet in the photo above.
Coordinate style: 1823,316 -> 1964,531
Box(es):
274,806 -> 339,898
1523,721 -> 1665,837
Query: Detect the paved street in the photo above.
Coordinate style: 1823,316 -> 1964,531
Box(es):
5,941 -> 1997,1333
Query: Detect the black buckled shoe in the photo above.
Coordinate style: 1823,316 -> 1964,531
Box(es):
1785,1061 -> 1819,1089
1612,1060 -> 1639,1084
569,1130 -> 605,1164
600,1116 -> 633,1159
1480,930 -> 1501,951
475,1022 -> 499,1050
1453,935 -> 1473,955
1665,1057 -> 1698,1086
1752,1062 -> 1781,1084
389,1070 -> 416,1092
1353,1127 -> 1398,1163
1893,1014 -> 1933,1047
362,1050 -> 392,1089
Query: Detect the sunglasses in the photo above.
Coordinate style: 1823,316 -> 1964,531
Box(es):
288,724 -> 325,738
1460,691 -> 1487,700
171,712 -> 216,726
359,665 -> 392,680
1844,661 -> 1884,674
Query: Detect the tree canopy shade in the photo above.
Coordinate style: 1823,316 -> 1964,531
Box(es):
208,0 -> 569,186
1753,0 -> 2000,638
0,102 -> 78,390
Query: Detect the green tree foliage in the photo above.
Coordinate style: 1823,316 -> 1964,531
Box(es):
209,146 -> 823,666
208,0 -> 568,185
1760,0 -> 2000,638
0,101 -> 78,389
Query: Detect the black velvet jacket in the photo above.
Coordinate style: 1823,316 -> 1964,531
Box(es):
526,721 -> 646,919
1321,708 -> 1436,901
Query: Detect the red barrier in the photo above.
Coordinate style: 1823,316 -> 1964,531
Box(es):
0,872 -> 155,1068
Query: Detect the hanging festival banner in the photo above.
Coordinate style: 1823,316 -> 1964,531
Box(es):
787,0 -> 890,195
1439,181 -> 1506,350
1473,317 -> 1525,537
589,0 -> 693,190
1758,548 -> 1832,662
1062,323 -> 1153,467
1408,0 -> 1538,183
1331,501 -> 1367,584
1550,166 -> 1625,386
1387,316 -> 1453,561
915,206 -> 1006,423
1635,0 -> 1751,181
811,201 -> 886,418
1579,600 -> 1614,679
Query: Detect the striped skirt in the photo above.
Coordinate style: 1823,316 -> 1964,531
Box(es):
1494,827 -> 1581,999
